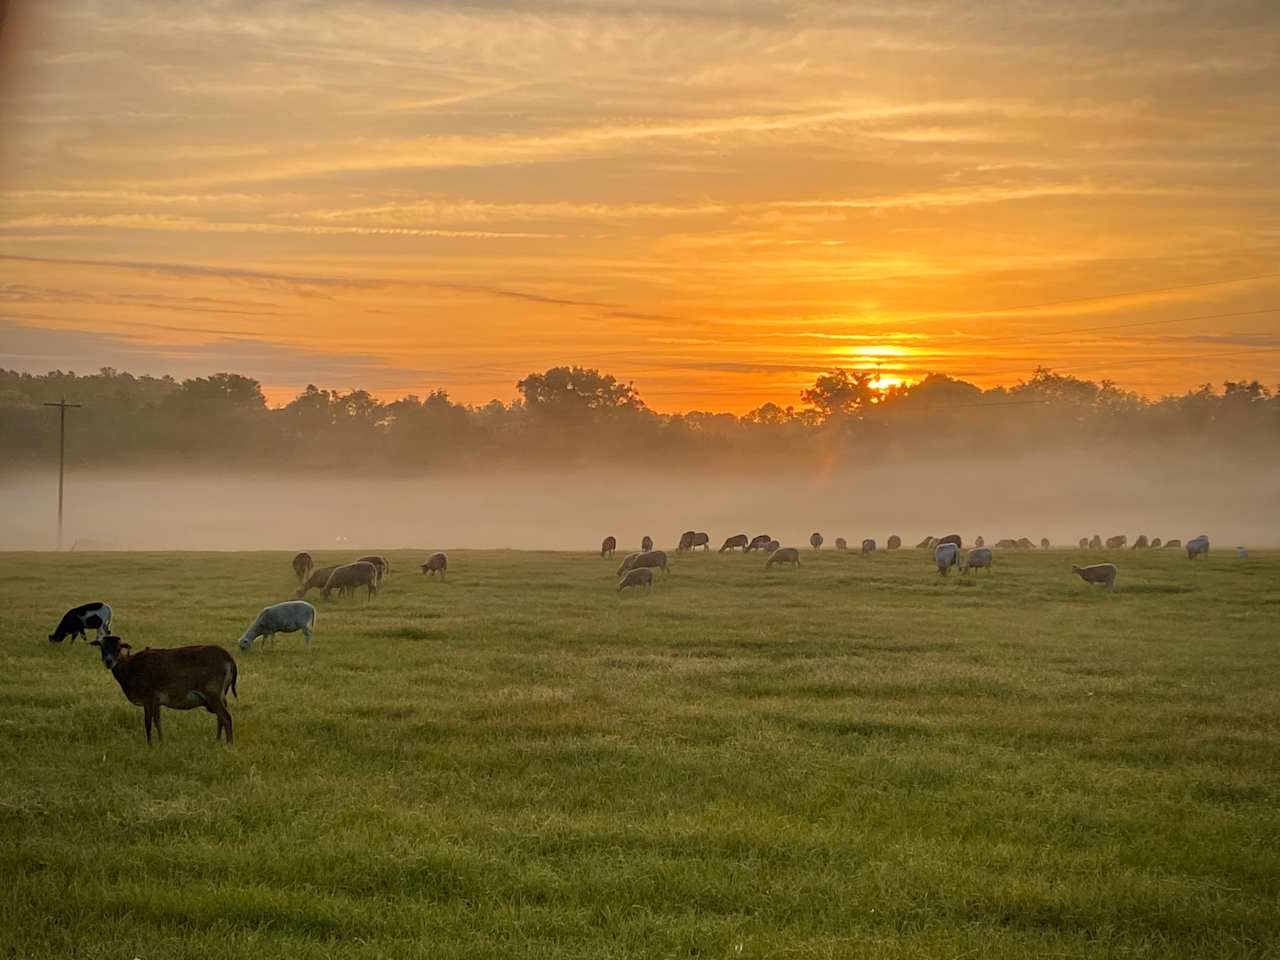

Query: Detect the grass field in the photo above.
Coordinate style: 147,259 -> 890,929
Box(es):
2,546 -> 1278,959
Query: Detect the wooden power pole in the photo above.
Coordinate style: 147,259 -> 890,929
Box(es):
43,399 -> 81,549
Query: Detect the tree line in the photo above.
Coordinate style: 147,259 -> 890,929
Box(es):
1,364 -> 1276,471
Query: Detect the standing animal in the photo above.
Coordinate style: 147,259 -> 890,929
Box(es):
1132,535 -> 1149,549
720,534 -> 749,553
1040,538 -> 1050,550
1016,537 -> 1035,550
861,538 -> 876,555
616,550 -> 669,577
1105,535 -> 1127,549
641,535 -> 653,552
420,552 -> 448,580
936,534 -> 962,549
1164,539 -> 1181,549
90,634 -> 237,745
677,530 -> 696,552
1072,563 -> 1117,592
962,547 -> 993,574
1186,535 -> 1210,559
763,540 -> 780,553
1078,537 -> 1089,549
810,532 -> 823,550
834,537 -> 848,551
1089,535 -> 1103,550
48,601 -> 113,643
1150,538 -> 1162,548
292,552 -> 314,585
887,535 -> 902,550
745,534 -> 772,552
322,561 -> 379,600
617,567 -> 654,594
1237,546 -> 1249,559
237,600 -> 317,651
692,532 -> 711,551
356,555 -> 389,584
973,536 -> 984,548
600,536 -> 617,558
297,564 -> 341,598
994,539 -> 1018,549
934,542 -> 960,575
766,546 -> 801,568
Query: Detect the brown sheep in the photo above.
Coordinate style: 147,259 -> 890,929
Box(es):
1105,535 -> 1127,549
995,539 -> 1018,549
600,536 -> 617,558
834,537 -> 848,551
677,530 -> 696,552
323,561 -> 379,601
973,536 -> 985,548
1040,538 -> 1050,550
720,534 -> 749,553
617,567 -> 654,593
887,535 -> 902,550
764,540 -> 781,553
766,546 -> 801,568
356,555 -> 389,584
1016,537 -> 1034,550
1150,538 -> 1162,548
745,534 -> 772,552
616,550 -> 669,577
1078,537 -> 1089,549
810,532 -> 824,550
297,564 -> 341,599
1072,563 -> 1117,592
1164,539 -> 1181,549
90,634 -> 237,745
692,532 -> 711,551
292,552 -> 314,585
420,552 -> 448,580
1089,535 -> 1103,550
1132,535 -> 1149,549
641,535 -> 653,552
936,534 -> 962,549
916,536 -> 935,549
861,538 -> 876,555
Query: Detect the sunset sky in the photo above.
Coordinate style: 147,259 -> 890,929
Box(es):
1,0 -> 1278,411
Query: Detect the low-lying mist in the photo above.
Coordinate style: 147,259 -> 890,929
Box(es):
2,448 -> 1275,552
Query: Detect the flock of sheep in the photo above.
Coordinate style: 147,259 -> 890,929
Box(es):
45,530 -> 1222,744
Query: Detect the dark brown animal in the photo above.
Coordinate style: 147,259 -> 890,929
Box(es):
1040,538 -> 1050,550
420,552 -> 448,580
91,635 -> 236,745
936,534 -> 962,549
1089,535 -> 1103,550
720,534 -> 749,553
916,536 -> 936,549
745,534 -> 772,553
356,555 -> 389,584
834,537 -> 848,551
617,567 -> 654,593
887,535 -> 902,550
297,564 -> 341,599
766,547 -> 801,568
617,550 -> 669,577
292,552 -> 314,585
1132,535 -> 1149,549
1106,535 -> 1127,549
322,561 -> 379,600
677,530 -> 696,552
600,536 -> 617,558
641,535 -> 653,552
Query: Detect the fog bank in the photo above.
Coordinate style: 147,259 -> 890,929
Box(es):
2,452 -> 1276,552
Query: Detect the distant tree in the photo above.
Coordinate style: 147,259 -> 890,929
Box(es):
801,369 -> 878,420
516,366 -> 645,420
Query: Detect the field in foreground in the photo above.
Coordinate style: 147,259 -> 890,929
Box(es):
2,547 -> 1278,959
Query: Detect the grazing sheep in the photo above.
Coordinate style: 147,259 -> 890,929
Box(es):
720,534 -> 749,553
937,534 -> 962,549
962,547 -> 993,574
1078,537 -> 1089,549
356,555 -> 390,584
1164,539 -> 1181,549
297,564 -> 340,598
834,537 -> 848,551
90,634 -> 237,745
238,600 -> 316,651
1089,535 -> 1103,550
994,539 -> 1018,549
1151,538 -> 1162,548
616,549 -> 670,577
420,552 -> 448,580
934,542 -> 960,575
810,532 -> 824,550
292,552 -> 314,585
641,535 -> 654,552
1105,535 -> 1127,549
322,561 -> 379,601
766,546 -> 801,568
617,567 -> 654,594
677,530 -> 696,552
48,601 -> 113,644
1186,535 -> 1210,559
692,532 -> 711,551
745,534 -> 773,553
764,540 -> 781,553
1072,563 -> 1117,592
600,536 -> 617,558
916,536 -> 936,549
1132,535 -> 1149,549
1040,538 -> 1051,550
1016,537 -> 1035,550
973,536 -> 984,548
861,538 -> 876,555
887,535 -> 902,550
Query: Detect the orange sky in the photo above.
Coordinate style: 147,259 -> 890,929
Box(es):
1,0 -> 1278,412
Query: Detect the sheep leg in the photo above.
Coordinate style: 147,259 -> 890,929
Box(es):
143,703 -> 154,744
303,625 -> 313,648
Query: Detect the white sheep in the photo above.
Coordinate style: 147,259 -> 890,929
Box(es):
962,547 -> 993,574
1186,535 -> 1210,560
1072,563 -> 1117,592
934,542 -> 959,575
238,600 -> 317,651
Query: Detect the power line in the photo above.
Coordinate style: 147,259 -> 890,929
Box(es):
42,398 -> 81,550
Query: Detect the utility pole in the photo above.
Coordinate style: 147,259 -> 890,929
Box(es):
43,399 -> 81,549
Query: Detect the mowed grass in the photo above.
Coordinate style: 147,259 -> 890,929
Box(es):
1,546 -> 1278,959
